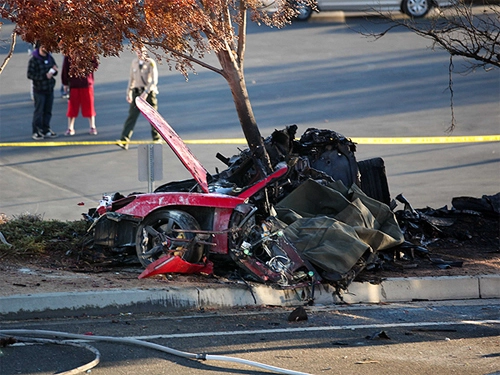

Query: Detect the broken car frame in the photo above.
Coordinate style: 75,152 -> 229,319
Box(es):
86,97 -> 402,289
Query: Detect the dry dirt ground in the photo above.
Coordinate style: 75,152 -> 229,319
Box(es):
1,212 -> 498,297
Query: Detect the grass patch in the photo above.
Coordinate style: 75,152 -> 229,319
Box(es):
0,213 -> 90,260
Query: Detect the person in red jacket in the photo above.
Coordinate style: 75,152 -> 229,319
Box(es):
61,56 -> 98,135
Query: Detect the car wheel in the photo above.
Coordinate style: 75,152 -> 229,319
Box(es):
295,4 -> 313,21
136,209 -> 204,267
401,0 -> 431,17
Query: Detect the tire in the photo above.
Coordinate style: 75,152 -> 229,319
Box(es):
136,210 -> 204,267
295,4 -> 313,21
401,0 -> 431,17
357,157 -> 391,206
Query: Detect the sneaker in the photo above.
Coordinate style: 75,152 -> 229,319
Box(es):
44,130 -> 58,138
89,128 -> 98,135
65,129 -> 75,136
116,139 -> 128,150
32,132 -> 44,140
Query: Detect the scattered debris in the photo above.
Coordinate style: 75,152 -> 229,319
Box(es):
355,359 -> 380,364
364,192 -> 499,278
0,337 -> 17,347
452,193 -> 500,215
288,306 -> 308,322
429,258 -> 463,269
365,331 -> 391,340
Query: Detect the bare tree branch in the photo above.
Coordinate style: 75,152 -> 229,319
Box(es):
447,55 -> 456,133
364,4 -> 499,69
144,41 -> 224,77
360,2 -> 499,130
0,30 -> 16,75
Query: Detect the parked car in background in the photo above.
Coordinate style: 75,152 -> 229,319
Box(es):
261,0 -> 454,20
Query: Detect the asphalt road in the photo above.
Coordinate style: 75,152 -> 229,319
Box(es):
1,300 -> 499,375
0,12 -> 499,221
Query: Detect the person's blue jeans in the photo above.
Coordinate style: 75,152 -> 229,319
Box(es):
32,90 -> 54,135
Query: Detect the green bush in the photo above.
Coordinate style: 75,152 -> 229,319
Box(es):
0,213 -> 90,260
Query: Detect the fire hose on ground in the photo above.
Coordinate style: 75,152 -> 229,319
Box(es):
0,329 -> 313,375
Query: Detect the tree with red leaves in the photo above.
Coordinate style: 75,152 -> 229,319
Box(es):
1,0 -> 312,175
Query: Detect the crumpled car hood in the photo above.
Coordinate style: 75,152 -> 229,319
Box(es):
136,96 -> 209,193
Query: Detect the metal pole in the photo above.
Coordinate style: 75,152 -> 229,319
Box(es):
148,144 -> 154,193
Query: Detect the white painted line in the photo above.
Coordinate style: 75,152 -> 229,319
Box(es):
132,319 -> 500,340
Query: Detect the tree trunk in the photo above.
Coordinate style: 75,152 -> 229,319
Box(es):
217,49 -> 273,176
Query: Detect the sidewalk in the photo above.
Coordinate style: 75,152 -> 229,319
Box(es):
1,274 -> 499,319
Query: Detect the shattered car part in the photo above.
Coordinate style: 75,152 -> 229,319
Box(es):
138,255 -> 214,279
371,193 -> 499,275
452,193 -> 500,216
228,215 -> 318,286
86,97 -> 402,290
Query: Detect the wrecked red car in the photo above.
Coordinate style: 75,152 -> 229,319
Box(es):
87,97 -> 404,288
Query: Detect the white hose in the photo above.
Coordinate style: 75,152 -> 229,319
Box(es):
0,329 -> 313,375
5,336 -> 100,375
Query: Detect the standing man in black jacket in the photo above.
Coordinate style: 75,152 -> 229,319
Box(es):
27,42 -> 58,140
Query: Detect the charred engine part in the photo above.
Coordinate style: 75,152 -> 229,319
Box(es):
452,192 -> 500,216
215,125 -> 298,189
396,193 -> 419,217
295,128 -> 390,205
282,156 -> 336,194
154,178 -> 202,193
215,126 -> 389,205
265,125 -> 298,164
216,152 -> 231,166
357,157 -> 391,206
295,128 -> 360,188
91,212 -> 140,250
229,211 -> 316,286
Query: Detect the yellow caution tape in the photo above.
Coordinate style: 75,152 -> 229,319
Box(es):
0,140 -> 163,147
184,139 -> 248,145
0,135 -> 499,147
350,135 -> 500,144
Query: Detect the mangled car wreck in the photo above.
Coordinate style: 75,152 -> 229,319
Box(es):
87,97 -> 404,291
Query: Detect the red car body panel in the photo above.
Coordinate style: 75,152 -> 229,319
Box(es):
111,193 -> 246,255
136,96 -> 210,193
138,256 -> 214,279
115,192 -> 247,217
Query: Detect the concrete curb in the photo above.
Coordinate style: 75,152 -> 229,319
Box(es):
1,275 -> 499,319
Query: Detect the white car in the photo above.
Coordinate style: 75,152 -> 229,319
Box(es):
262,0 -> 454,20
